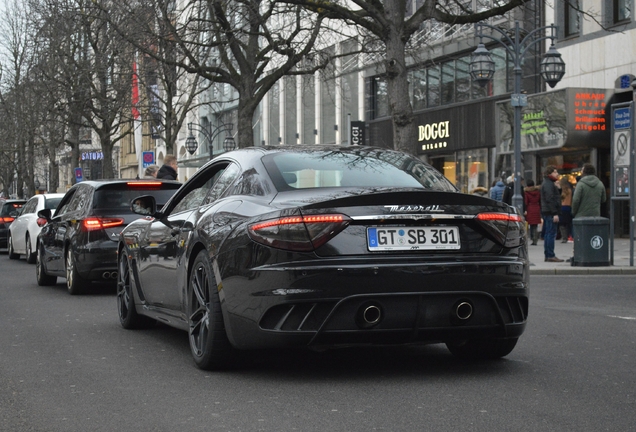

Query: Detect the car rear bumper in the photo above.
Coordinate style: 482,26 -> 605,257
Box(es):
75,240 -> 119,282
219,256 -> 529,350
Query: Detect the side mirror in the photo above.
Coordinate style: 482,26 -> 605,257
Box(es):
130,195 -> 157,217
37,208 -> 52,221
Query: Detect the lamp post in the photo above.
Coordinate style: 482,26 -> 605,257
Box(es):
185,122 -> 236,160
469,21 -> 565,213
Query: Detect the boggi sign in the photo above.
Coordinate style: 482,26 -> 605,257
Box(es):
418,121 -> 450,151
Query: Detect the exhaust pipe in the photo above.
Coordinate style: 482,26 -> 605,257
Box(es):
455,301 -> 473,321
356,302 -> 383,329
102,271 -> 118,279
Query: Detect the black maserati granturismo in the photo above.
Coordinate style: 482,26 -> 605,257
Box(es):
117,146 -> 528,370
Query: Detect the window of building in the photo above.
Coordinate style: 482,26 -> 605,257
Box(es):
302,75 -> 315,144
341,72 -> 359,142
613,0 -> 632,23
284,77 -> 297,145
374,76 -> 389,118
321,60 -> 337,144
563,0 -> 580,37
268,82 -> 280,146
441,61 -> 455,105
427,66 -> 440,107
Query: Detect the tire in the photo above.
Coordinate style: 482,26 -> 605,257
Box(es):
117,250 -> 154,329
446,337 -> 519,360
7,234 -> 19,260
36,244 -> 57,286
25,234 -> 36,264
188,250 -> 233,370
65,247 -> 84,295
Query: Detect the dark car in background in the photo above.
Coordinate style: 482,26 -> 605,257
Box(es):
36,179 -> 181,294
0,199 -> 27,252
117,146 -> 528,370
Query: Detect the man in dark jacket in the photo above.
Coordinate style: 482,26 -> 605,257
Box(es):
540,165 -> 563,262
572,163 -> 606,218
156,155 -> 178,180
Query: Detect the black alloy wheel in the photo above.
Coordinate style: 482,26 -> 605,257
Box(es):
65,248 -> 83,295
446,337 -> 519,360
36,244 -> 57,286
188,250 -> 233,370
7,234 -> 18,260
117,250 -> 153,329
25,234 -> 36,264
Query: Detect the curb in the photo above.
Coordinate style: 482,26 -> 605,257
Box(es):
530,267 -> 636,275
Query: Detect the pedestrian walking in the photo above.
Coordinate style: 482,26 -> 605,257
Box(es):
540,165 -> 563,262
572,163 -> 606,218
156,155 -> 178,180
524,179 -> 541,245
490,178 -> 506,201
502,175 -> 525,211
559,177 -> 573,243
471,186 -> 489,197
143,164 -> 159,179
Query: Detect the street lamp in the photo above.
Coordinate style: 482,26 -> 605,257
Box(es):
470,21 -> 565,213
185,121 -> 236,160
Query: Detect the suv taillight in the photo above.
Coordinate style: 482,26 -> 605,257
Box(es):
0,216 -> 14,224
82,217 -> 125,232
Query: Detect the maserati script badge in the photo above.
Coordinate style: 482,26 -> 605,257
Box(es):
385,205 -> 444,213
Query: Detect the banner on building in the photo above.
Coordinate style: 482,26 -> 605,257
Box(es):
350,121 -> 365,145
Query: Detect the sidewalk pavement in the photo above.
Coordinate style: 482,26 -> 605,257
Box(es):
528,236 -> 636,275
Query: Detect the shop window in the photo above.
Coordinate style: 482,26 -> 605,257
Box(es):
457,149 -> 489,194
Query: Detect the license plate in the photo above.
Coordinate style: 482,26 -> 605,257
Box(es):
367,226 -> 460,251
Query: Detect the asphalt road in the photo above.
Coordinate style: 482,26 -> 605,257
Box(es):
1,256 -> 635,431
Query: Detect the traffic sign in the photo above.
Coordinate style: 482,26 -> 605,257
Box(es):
142,151 -> 155,168
614,107 -> 631,130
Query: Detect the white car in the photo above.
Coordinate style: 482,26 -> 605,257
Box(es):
8,193 -> 64,263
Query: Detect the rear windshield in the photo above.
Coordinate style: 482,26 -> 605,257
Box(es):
1,202 -> 25,216
263,150 -> 456,192
93,187 -> 178,210
44,197 -> 63,210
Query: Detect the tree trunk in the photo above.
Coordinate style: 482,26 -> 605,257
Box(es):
384,8 -> 416,155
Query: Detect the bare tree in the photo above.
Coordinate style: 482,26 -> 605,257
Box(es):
106,0 -> 335,149
280,0 -> 538,153
0,0 -> 38,197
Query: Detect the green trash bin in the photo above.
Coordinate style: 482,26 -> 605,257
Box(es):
572,217 -> 610,266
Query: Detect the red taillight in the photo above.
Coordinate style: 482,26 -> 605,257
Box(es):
82,217 -> 125,232
36,218 -> 48,227
476,212 -> 523,222
248,214 -> 350,252
1,217 -> 15,224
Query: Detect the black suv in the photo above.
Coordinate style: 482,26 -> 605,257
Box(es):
1,199 -> 27,251
36,180 -> 181,294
